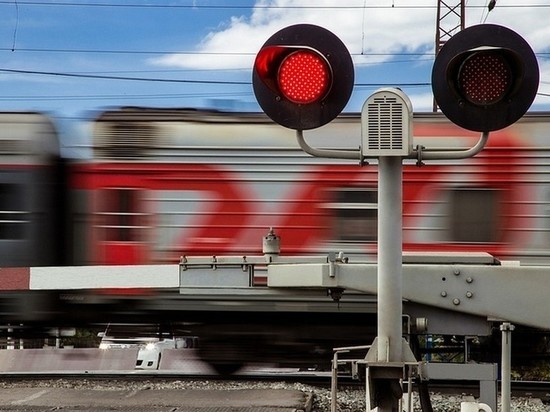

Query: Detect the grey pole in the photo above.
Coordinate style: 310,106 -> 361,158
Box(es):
373,156 -> 404,412
361,89 -> 412,412
501,322 -> 514,412
377,156 -> 403,363
296,88 -> 491,412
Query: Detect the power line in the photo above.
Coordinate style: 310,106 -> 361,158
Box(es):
0,47 -> 255,56
3,89 -> 549,105
0,1 -> 547,9
0,91 -> 252,102
0,47 -> 433,57
5,89 -> 550,104
0,67 -> 250,84
0,1 -> 424,8
2,46 -> 549,59
0,66 -> 431,87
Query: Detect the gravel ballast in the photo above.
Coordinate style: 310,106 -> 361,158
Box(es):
0,379 -> 549,411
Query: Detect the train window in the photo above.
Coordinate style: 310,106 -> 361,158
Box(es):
98,188 -> 144,242
0,184 -> 26,240
448,188 -> 501,243
327,188 -> 378,242
95,122 -> 154,159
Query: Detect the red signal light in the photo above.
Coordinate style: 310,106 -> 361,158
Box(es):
278,50 -> 332,104
457,51 -> 513,106
252,24 -> 354,130
432,24 -> 539,132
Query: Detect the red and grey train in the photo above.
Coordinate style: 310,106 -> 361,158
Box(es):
2,107 -> 549,268
2,107 -> 550,369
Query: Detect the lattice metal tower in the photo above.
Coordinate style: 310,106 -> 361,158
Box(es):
434,0 -> 465,111
436,0 -> 465,53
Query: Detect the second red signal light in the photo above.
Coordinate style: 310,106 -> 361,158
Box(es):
432,24 -> 539,132
456,51 -> 513,106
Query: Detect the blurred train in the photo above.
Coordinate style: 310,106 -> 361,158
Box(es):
3,107 -> 550,372
2,107 -> 550,268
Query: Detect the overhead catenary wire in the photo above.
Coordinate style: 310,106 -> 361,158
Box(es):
11,0 -> 18,51
0,67 -> 431,87
481,0 -> 497,23
1,1 -> 548,109
0,91 -> 253,102
0,67 -> 250,84
0,1 -> 545,9
1,65 -> 548,102
0,47 -> 434,56
1,46 -> 548,60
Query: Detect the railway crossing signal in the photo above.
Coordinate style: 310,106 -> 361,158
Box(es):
432,24 -> 539,132
252,23 -> 539,412
252,24 -> 354,130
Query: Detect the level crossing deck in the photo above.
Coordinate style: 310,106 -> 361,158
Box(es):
0,386 -> 312,412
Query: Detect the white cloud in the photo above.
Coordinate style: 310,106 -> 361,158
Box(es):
150,0 -> 438,70
468,0 -> 550,53
408,91 -> 437,112
149,0 -> 550,113
533,58 -> 550,108
151,0 -> 549,72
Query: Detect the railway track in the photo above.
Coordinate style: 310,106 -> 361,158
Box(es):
1,372 -> 550,412
1,370 -> 549,401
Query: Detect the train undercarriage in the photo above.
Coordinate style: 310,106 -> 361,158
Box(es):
0,281 -> 547,378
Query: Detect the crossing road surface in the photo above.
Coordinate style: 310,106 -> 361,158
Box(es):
0,386 -> 313,411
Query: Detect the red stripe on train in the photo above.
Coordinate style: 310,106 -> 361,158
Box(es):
0,267 -> 30,290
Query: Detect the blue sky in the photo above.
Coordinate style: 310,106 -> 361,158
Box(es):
1,0 -> 550,121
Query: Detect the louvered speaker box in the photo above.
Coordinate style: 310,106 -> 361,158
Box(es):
361,88 -> 413,157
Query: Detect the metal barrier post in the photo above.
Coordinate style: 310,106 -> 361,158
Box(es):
501,322 -> 514,412
331,350 -> 338,412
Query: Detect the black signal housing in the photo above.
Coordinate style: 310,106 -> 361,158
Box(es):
432,24 -> 539,132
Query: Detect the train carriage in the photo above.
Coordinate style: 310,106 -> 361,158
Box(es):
69,108 -> 550,266
0,112 -> 62,268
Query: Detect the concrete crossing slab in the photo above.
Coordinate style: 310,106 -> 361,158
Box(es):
0,387 -> 313,411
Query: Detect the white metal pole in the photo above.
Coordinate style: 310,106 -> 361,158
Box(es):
377,156 -> 403,364
501,322 -> 514,412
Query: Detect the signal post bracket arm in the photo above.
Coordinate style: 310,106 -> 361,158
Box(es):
267,258 -> 550,330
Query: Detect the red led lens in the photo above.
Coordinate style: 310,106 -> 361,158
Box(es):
457,52 -> 513,106
277,50 -> 331,104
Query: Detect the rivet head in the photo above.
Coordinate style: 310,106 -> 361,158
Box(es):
453,298 -> 461,305
466,291 -> 473,298
466,277 -> 473,284
441,291 -> 448,297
